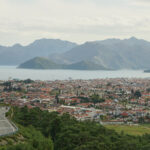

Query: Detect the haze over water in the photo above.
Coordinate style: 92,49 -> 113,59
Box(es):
0,66 -> 149,81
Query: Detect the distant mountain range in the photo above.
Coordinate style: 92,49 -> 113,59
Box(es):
49,37 -> 150,70
1,37 -> 150,70
0,39 -> 77,65
18,57 -> 108,70
144,70 -> 150,73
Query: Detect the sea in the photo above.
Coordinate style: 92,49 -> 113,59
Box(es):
0,66 -> 150,81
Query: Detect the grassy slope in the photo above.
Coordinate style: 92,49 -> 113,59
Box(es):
105,125 -> 150,136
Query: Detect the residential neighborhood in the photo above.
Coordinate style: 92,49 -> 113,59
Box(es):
1,78 -> 150,125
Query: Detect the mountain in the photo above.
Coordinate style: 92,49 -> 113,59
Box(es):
2,37 -> 150,70
50,37 -> 150,70
18,57 -> 62,69
144,70 -> 150,73
0,39 -> 77,65
19,57 -> 108,70
65,60 -> 108,70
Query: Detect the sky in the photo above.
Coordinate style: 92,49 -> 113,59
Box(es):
0,0 -> 150,46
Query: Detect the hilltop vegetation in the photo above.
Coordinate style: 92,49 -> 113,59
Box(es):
1,107 -> 150,150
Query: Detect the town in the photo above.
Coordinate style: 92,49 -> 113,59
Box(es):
1,78 -> 150,125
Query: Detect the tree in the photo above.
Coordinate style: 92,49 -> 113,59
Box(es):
90,94 -> 105,104
134,90 -> 142,98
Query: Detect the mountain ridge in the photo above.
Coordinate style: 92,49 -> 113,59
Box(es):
49,37 -> 150,70
0,39 -> 77,65
1,37 -> 150,70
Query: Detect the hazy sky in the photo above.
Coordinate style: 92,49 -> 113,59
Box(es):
0,0 -> 150,45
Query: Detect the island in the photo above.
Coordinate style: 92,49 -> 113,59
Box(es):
144,70 -> 150,73
18,57 -> 109,70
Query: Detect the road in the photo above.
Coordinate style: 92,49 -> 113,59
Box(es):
0,107 -> 16,136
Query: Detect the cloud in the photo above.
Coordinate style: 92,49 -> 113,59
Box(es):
0,0 -> 150,45
131,0 -> 150,6
136,0 -> 150,2
7,0 -> 36,4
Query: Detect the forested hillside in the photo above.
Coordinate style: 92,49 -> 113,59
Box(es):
1,107 -> 150,150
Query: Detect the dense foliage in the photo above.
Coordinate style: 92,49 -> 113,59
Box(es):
0,125 -> 53,150
2,107 -> 150,150
78,94 -> 105,104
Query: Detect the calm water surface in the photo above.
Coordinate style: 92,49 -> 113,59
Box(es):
0,66 -> 150,81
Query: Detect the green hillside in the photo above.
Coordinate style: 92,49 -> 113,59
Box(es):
2,106 -> 150,150
0,125 -> 53,150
